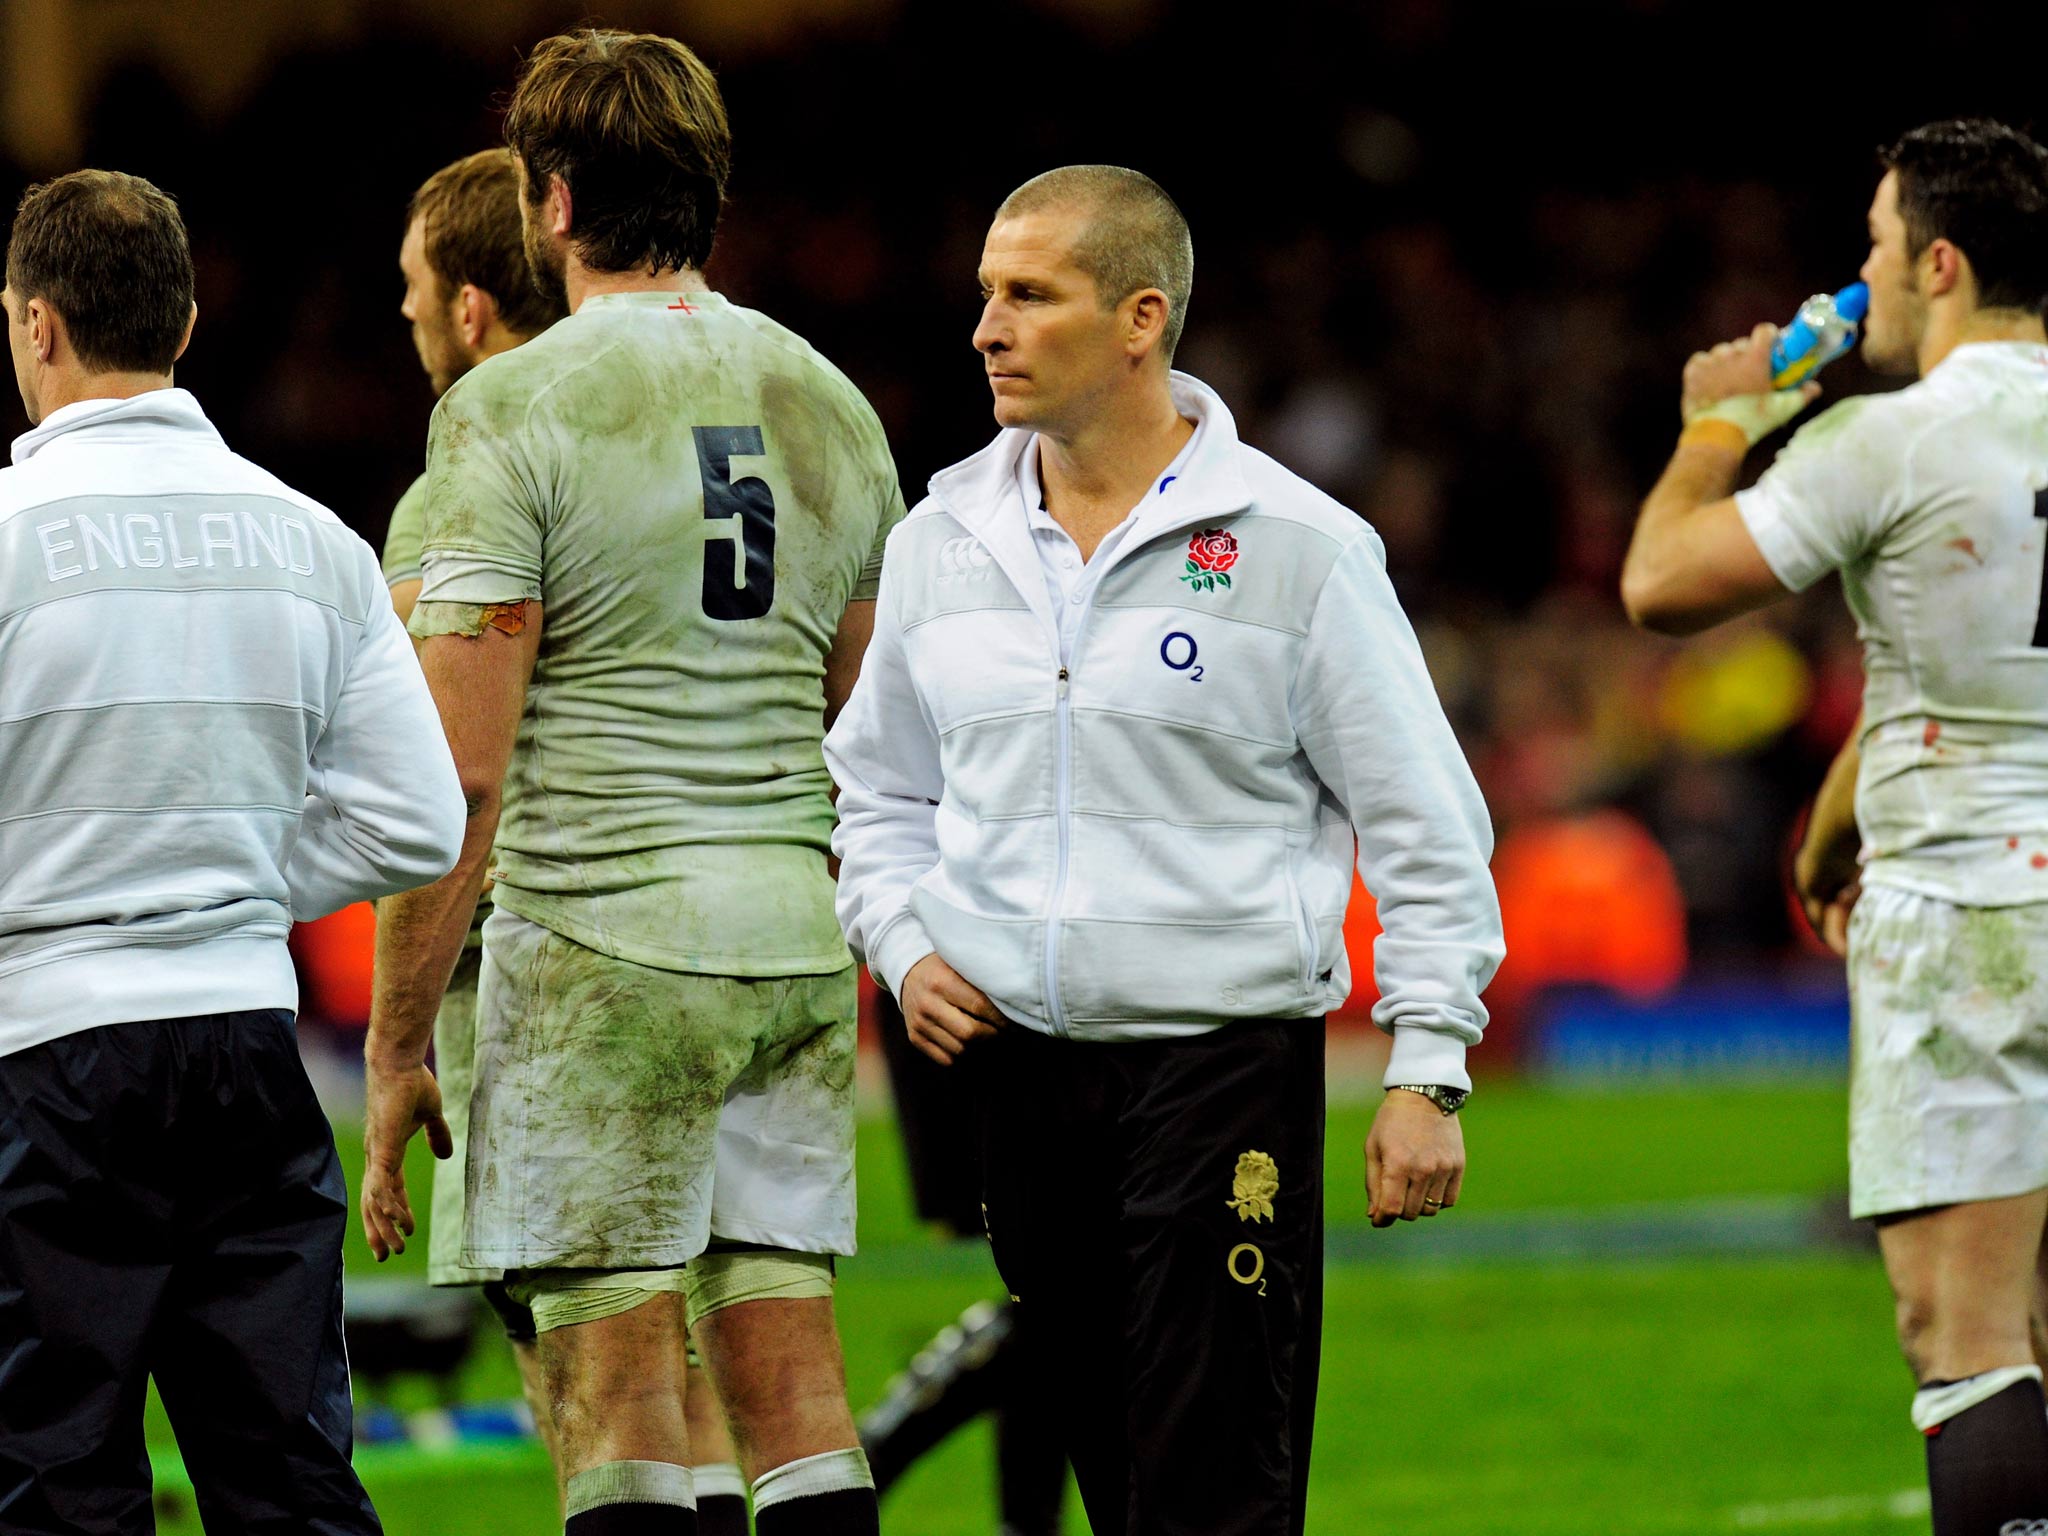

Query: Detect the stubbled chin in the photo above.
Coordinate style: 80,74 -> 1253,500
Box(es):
1860,331 -> 1916,377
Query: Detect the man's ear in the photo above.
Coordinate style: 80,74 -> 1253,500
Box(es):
455,284 -> 500,351
173,301 -> 196,365
546,173 -> 573,240
1124,288 -> 1170,363
27,297 -> 59,365
1921,236 -> 1966,302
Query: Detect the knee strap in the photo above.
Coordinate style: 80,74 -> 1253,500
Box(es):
505,1267 -> 689,1335
683,1248 -> 834,1324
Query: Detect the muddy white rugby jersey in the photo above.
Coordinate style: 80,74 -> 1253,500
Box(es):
410,291 -> 903,976
0,389 -> 464,1054
1737,342 -> 2048,905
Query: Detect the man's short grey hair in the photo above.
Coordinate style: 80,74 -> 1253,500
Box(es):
997,165 -> 1194,362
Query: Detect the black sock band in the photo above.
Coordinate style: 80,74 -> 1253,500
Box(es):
695,1494 -> 746,1536
752,1449 -> 877,1535
753,1487 -> 878,1535
1925,1377 -> 2048,1536
565,1506 -> 698,1536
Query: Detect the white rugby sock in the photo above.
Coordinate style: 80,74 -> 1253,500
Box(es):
751,1447 -> 875,1508
692,1460 -> 747,1536
752,1447 -> 877,1533
565,1458 -> 697,1517
691,1462 -> 746,1502
1912,1364 -> 2044,1431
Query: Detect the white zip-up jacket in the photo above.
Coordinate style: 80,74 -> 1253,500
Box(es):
0,390 -> 465,1057
826,374 -> 1502,1088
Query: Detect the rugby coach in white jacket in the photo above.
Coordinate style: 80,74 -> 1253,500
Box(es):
0,171 -> 464,1535
826,166 -> 1503,1536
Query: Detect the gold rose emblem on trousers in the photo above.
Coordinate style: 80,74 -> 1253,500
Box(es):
1226,1150 -> 1278,1223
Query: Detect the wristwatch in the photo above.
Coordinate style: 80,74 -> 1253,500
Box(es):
1388,1084 -> 1468,1116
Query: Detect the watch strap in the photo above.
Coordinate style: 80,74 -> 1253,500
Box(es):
1388,1084 -> 1468,1116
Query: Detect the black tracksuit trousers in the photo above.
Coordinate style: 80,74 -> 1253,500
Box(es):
0,1010 -> 379,1536
973,1018 -> 1326,1536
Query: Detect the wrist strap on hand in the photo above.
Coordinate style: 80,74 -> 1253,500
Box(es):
1677,416 -> 1751,455
1682,389 -> 1812,450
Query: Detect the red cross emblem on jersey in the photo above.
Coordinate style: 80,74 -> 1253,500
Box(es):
667,296 -> 697,314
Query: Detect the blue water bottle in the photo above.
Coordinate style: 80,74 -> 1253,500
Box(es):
1771,282 -> 1869,389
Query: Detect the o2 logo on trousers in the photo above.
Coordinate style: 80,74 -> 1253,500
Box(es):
1227,1242 -> 1267,1296
1160,630 -> 1202,682
2000,1523 -> 2048,1535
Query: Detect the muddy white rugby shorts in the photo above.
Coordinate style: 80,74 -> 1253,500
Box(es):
1847,884 -> 2048,1219
461,910 -> 858,1271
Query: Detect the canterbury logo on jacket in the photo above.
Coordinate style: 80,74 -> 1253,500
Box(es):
825,374 -> 1503,1087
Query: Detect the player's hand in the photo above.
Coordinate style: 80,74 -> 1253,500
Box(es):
1365,1089 -> 1465,1227
1796,863 -> 1861,957
1802,885 -> 1858,957
1680,323 -> 1820,445
360,1060 -> 453,1261
900,953 -> 1007,1067
1793,828 -> 1862,959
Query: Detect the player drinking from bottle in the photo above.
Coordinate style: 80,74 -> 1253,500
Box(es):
1623,118 -> 2048,1535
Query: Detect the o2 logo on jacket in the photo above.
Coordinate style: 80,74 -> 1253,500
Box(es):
1160,631 -> 1202,682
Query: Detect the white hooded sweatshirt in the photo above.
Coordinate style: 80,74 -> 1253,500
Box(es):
826,374 -> 1502,1090
0,390 -> 464,1056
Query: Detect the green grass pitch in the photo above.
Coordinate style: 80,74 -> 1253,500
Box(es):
145,1076 -> 1929,1534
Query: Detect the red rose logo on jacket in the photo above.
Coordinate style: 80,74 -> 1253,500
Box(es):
1181,529 -> 1238,593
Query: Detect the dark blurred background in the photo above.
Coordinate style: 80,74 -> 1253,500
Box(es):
6,0 -> 2044,1035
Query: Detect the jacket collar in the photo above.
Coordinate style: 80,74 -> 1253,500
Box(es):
926,372 -> 1253,626
929,371 -> 1252,538
12,388 -> 224,466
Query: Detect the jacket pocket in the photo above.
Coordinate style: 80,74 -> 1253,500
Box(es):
1283,853 -> 1319,990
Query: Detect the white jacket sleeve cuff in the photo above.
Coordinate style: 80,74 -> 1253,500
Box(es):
868,915 -> 939,1000
1382,1027 -> 1471,1094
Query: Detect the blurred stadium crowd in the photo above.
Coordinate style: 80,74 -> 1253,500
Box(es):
10,0 -> 2038,1036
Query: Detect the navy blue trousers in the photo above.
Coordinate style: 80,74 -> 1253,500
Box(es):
0,1010 -> 379,1535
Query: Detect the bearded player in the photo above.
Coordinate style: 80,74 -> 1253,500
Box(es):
1623,119 -> 2048,1534
389,144 -> 754,1529
363,31 -> 902,1536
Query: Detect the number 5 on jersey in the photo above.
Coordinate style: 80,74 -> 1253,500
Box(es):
2033,485 -> 2048,648
696,425 -> 776,621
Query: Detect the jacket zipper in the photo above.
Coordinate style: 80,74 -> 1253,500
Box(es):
1044,661 -> 1073,1037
